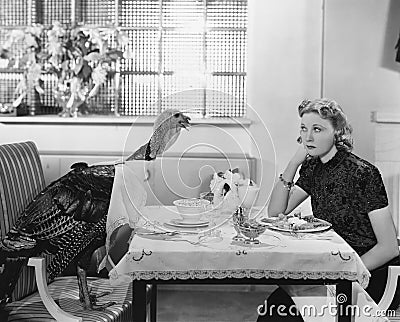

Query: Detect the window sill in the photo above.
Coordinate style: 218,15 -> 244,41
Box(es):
0,115 -> 252,126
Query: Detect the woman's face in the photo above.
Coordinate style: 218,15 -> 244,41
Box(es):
300,112 -> 337,162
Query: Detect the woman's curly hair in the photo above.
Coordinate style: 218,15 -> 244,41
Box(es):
298,98 -> 353,152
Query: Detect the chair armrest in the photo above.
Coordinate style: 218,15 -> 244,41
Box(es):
377,265 -> 400,311
27,257 -> 82,322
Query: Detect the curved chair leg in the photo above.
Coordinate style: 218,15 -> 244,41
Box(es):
27,257 -> 82,322
378,265 -> 400,311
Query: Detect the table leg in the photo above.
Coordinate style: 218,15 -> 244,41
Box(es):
336,281 -> 352,322
133,280 -> 147,322
150,284 -> 157,322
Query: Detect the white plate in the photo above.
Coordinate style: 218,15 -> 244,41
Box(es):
267,218 -> 332,233
173,218 -> 209,225
166,219 -> 210,228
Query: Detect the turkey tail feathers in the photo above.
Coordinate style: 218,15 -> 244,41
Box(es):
0,242 -> 37,307
0,255 -> 27,307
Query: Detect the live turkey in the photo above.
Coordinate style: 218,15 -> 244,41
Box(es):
0,109 -> 190,310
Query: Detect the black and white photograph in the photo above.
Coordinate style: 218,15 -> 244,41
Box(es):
1,1 -> 400,321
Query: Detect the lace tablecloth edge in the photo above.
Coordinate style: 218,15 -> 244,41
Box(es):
110,269 -> 369,288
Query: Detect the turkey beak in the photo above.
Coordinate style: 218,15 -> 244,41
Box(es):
179,114 -> 191,131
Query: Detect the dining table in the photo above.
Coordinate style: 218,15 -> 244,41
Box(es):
106,204 -> 371,322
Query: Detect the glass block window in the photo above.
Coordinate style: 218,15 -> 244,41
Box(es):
34,0 -> 72,25
76,0 -> 116,26
0,0 -> 248,118
0,0 -> 30,26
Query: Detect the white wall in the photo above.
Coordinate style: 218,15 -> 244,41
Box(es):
324,0 -> 400,162
0,121 -> 252,156
247,0 -> 323,206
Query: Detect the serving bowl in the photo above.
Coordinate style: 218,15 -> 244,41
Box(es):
173,198 -> 211,222
237,221 -> 267,244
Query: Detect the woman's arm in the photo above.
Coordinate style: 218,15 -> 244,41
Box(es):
361,207 -> 399,271
268,146 -> 309,217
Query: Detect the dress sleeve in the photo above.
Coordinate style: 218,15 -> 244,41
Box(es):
295,158 -> 314,195
358,165 -> 388,214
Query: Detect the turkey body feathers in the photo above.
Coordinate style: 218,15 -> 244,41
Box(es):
1,164 -> 115,281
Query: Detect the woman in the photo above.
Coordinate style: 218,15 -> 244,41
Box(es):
258,98 -> 400,321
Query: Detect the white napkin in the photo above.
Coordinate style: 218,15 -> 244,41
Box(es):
98,162 -> 147,272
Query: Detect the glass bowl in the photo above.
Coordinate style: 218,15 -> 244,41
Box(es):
237,222 -> 267,244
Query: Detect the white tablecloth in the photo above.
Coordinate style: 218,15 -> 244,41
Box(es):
108,205 -> 370,289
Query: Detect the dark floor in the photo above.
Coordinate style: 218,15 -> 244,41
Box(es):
156,285 -> 276,322
155,285 -> 400,322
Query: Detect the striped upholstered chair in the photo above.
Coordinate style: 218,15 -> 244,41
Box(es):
0,141 -> 133,321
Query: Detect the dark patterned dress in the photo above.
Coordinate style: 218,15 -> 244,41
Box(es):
257,150 -> 400,321
295,149 -> 388,256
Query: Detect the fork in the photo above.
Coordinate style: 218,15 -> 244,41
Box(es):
166,238 -> 203,246
138,230 -> 180,237
167,234 -> 212,246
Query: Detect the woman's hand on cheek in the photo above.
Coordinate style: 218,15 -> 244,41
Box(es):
290,144 -> 309,167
